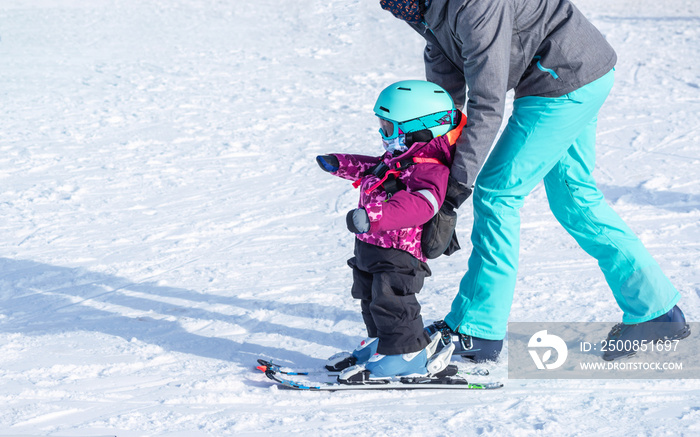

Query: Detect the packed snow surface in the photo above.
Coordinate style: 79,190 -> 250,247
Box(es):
0,0 -> 699,435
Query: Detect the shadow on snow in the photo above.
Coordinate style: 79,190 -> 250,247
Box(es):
0,258 -> 360,380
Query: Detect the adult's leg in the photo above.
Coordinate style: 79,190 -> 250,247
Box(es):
543,116 -> 679,323
445,71 -> 617,339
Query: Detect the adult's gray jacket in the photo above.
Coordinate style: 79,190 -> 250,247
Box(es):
407,0 -> 617,189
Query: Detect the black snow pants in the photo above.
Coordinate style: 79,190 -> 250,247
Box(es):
347,240 -> 432,355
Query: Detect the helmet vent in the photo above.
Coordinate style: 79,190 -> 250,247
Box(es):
379,106 -> 390,113
434,90 -> 445,93
397,87 -> 411,91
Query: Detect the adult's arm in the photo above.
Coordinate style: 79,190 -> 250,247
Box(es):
424,0 -> 514,194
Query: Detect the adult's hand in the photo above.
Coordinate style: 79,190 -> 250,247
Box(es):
444,175 -> 472,210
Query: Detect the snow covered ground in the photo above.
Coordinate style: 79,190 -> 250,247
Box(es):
0,0 -> 699,435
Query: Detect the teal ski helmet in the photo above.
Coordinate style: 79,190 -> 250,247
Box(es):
374,80 -> 457,142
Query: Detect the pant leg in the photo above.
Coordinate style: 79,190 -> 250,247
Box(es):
543,118 -> 680,323
445,70 -> 616,340
352,241 -> 431,355
370,268 -> 431,355
347,255 -> 378,338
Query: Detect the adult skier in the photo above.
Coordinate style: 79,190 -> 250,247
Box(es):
378,0 -> 689,362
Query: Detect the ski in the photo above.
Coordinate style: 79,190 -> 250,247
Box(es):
256,359 -> 341,377
256,358 -> 491,378
256,359 -> 503,391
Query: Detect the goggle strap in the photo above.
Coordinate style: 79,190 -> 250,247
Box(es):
399,110 -> 456,134
445,110 -> 467,145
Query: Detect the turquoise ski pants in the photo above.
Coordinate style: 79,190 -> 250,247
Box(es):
445,70 -> 680,340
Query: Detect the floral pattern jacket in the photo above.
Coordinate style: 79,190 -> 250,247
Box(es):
330,113 -> 465,261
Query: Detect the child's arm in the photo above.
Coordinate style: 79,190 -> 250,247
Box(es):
359,163 -> 450,233
316,153 -> 381,182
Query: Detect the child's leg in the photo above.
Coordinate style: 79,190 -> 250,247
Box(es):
370,269 -> 430,355
347,255 -> 378,338
352,241 -> 431,355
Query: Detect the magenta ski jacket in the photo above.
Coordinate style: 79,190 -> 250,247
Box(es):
330,115 -> 465,261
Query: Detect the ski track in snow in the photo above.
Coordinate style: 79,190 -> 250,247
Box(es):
0,0 -> 699,435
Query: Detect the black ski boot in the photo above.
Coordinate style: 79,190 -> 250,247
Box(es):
425,320 -> 502,363
602,305 -> 690,361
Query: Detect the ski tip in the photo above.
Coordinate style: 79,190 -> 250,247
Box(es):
257,359 -> 276,373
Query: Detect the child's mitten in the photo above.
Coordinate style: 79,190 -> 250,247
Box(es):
316,155 -> 339,173
346,208 -> 370,234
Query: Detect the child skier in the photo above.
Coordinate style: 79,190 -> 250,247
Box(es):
316,80 -> 466,380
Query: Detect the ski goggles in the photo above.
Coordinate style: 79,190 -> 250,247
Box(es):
377,110 -> 457,141
378,117 -> 401,141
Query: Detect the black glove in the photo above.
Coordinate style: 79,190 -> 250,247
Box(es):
443,175 -> 472,210
316,155 -> 339,173
421,176 -> 469,259
346,208 -> 370,234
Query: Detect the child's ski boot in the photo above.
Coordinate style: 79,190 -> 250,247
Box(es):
338,331 -> 455,382
325,337 -> 378,371
364,348 -> 429,379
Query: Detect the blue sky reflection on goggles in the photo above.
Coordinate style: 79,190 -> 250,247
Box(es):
378,110 -> 456,141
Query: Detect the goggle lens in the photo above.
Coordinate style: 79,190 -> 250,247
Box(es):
378,118 -> 396,139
